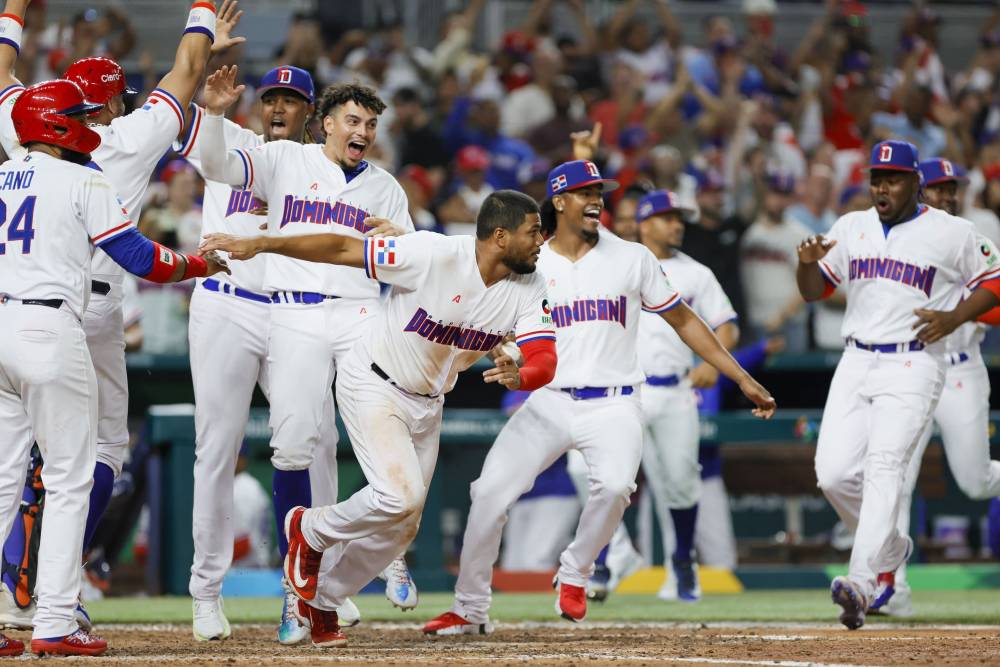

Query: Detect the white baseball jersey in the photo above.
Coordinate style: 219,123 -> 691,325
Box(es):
174,104 -> 267,293
235,139 -> 414,297
638,251 -> 737,377
0,152 -> 134,320
0,84 -> 185,293
359,232 -> 554,397
818,206 -> 1000,346
539,227 -> 681,388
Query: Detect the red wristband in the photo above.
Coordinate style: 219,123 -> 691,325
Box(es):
182,254 -> 208,280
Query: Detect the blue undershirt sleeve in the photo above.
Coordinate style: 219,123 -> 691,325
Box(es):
97,227 -> 155,277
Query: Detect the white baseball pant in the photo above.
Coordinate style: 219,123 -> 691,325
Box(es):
82,290 -> 130,477
895,350 -> 997,589
302,353 -> 443,611
814,347 -> 944,599
453,386 -> 643,624
187,286 -> 340,601
0,304 -> 96,639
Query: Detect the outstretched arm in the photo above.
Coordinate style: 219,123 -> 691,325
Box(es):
0,0 -> 29,91
200,232 -> 366,268
661,302 -> 776,418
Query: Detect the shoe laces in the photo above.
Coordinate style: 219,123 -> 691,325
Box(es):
386,557 -> 411,586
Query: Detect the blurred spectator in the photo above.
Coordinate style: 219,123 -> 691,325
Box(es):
438,145 -> 495,236
156,160 -> 203,255
400,165 -> 444,234
588,58 -> 647,150
444,92 -> 536,191
232,444 -> 273,569
871,82 -> 946,159
500,49 -> 563,139
681,169 -> 747,325
606,0 -> 681,104
610,184 -> 650,243
786,163 -> 837,234
528,74 -> 590,164
739,171 -> 810,352
41,7 -> 135,81
390,87 -> 450,175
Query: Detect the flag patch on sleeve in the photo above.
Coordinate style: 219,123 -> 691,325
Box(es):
374,238 -> 397,266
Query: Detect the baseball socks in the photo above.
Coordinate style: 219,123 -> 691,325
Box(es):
272,469 -> 312,557
83,462 -> 116,552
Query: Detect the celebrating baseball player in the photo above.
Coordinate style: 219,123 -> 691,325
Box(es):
797,141 -> 1000,630
200,188 -> 558,648
423,159 -> 775,636
0,0 -> 240,632
177,64 -> 371,643
195,67 -> 418,646
0,79 -> 227,657
635,189 -> 739,602
870,158 -> 1000,617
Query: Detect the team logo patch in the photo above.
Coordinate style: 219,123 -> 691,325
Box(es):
374,238 -> 397,266
878,144 -> 892,162
159,247 -> 174,265
550,174 -> 567,192
278,68 -> 293,84
584,161 -> 599,177
942,160 -> 954,177
541,299 -> 551,315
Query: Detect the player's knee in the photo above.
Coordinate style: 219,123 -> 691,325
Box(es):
593,475 -> 636,502
379,484 -> 425,518
815,465 -> 852,494
952,469 -> 991,500
270,444 -> 314,471
469,474 -> 525,515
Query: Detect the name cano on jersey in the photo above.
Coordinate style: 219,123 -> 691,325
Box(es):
0,168 -> 33,190
404,307 -> 506,352
278,195 -> 373,233
847,256 -> 937,296
549,296 -> 628,329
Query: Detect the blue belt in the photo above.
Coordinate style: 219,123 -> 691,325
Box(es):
201,278 -> 271,304
271,290 -> 340,305
561,386 -> 634,400
847,339 -> 925,353
646,373 -> 683,387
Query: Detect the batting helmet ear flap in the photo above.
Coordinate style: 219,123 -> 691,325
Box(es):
540,198 -> 557,237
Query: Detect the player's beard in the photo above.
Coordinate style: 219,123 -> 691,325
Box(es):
502,254 -> 537,275
61,148 -> 93,166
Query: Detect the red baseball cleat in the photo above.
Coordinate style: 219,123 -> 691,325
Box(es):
0,632 -> 24,657
422,611 -> 494,637
294,600 -> 347,648
283,507 -> 322,601
555,580 -> 587,622
31,629 -> 107,656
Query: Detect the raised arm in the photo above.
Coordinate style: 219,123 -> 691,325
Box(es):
0,0 -> 29,91
200,232 -> 366,268
660,302 -> 776,418
796,234 -> 837,301
197,65 -> 252,186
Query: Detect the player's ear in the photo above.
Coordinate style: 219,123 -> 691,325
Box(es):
553,194 -> 564,213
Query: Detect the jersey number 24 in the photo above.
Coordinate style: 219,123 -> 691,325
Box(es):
0,196 -> 36,255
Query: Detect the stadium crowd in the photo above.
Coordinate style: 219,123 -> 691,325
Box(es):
9,0 -> 1000,354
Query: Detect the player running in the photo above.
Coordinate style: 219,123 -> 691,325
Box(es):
0,79 -> 226,657
797,141 -> 1000,630
196,66 -> 417,646
0,0 -> 241,632
200,188 -> 559,648
871,158 -> 1000,617
177,64 -> 367,643
423,160 -> 775,636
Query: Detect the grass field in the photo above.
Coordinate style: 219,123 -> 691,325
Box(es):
84,590 -> 1000,626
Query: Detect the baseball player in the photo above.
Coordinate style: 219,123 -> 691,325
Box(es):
423,160 -> 775,636
0,0 -> 239,629
196,68 -> 418,645
177,65 -> 370,643
635,189 -> 739,602
200,188 -> 559,648
797,141 -> 1000,630
870,158 -> 1000,617
0,79 -> 226,656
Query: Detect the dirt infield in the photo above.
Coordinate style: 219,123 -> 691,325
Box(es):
13,622 -> 1000,666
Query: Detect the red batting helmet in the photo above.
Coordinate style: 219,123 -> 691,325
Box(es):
12,80 -> 103,154
63,56 -> 138,107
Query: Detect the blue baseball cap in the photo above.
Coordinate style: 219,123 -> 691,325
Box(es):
546,159 -> 619,199
258,65 -> 315,104
866,140 -> 919,173
919,158 -> 968,186
766,170 -> 796,194
637,190 -> 693,222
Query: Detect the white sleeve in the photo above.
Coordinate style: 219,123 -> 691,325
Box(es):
817,215 -> 850,289
513,279 -> 556,347
104,88 -> 187,175
361,230 -> 436,290
174,103 -> 260,173
0,84 -> 26,160
198,112 -> 276,198
695,267 -> 738,329
960,229 -> 1000,291
639,246 -> 682,313
78,172 -> 135,246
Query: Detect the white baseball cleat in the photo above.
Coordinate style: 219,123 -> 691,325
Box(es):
277,588 -> 309,645
336,597 -> 361,627
0,584 -> 33,630
380,557 -> 418,610
192,597 -> 231,641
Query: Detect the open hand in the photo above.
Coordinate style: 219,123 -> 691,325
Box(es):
364,218 -> 408,238
483,351 -> 521,390
204,65 -> 245,116
797,235 -> 836,264
211,0 -> 246,54
200,233 -> 261,260
913,308 -> 959,344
